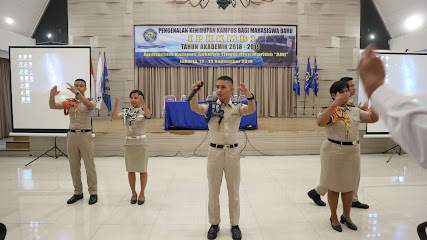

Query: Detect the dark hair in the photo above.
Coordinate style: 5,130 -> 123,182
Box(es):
339,77 -> 353,83
129,90 -> 144,99
217,76 -> 233,85
74,78 -> 86,87
330,81 -> 349,100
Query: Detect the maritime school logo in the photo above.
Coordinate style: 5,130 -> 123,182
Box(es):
143,28 -> 157,43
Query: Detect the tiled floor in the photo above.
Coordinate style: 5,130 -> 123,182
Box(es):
0,153 -> 426,240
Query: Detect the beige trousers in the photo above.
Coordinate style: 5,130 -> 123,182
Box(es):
207,147 -> 240,226
67,132 -> 97,195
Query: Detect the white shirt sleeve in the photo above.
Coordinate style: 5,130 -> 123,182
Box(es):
370,85 -> 427,168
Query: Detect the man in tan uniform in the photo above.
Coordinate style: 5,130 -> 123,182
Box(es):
49,79 -> 98,205
308,77 -> 370,209
190,76 -> 256,240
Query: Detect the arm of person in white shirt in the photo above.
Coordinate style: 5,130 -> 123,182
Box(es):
370,85 -> 427,168
359,44 -> 427,168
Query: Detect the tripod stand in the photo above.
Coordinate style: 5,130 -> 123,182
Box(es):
383,144 -> 402,163
25,136 -> 68,166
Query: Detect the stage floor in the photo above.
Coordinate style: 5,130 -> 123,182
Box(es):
0,153 -> 426,240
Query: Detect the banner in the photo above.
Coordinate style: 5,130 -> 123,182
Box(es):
134,25 -> 297,67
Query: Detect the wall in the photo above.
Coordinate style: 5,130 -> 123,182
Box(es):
68,0 -> 361,114
0,29 -> 36,59
389,28 -> 427,52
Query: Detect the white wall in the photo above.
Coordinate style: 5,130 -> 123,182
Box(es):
0,29 -> 36,59
390,28 -> 427,52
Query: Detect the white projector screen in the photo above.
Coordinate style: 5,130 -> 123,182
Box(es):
359,52 -> 427,134
9,46 -> 91,133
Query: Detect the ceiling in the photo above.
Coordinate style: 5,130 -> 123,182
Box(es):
0,0 -> 426,39
374,0 -> 427,38
0,0 -> 49,37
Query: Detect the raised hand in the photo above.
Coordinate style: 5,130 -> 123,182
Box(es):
138,94 -> 145,106
65,82 -> 77,94
334,92 -> 349,106
358,101 -> 369,111
191,81 -> 203,92
238,82 -> 250,97
358,44 -> 385,98
50,85 -> 60,97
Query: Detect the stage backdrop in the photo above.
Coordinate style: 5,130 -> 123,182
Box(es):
134,25 -> 297,68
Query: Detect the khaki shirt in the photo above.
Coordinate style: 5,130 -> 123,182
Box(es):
124,107 -> 148,137
202,99 -> 246,145
320,106 -> 369,142
66,98 -> 95,130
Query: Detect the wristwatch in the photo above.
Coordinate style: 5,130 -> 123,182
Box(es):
247,93 -> 255,100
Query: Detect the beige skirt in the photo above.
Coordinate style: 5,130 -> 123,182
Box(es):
124,138 -> 149,173
319,139 -> 360,193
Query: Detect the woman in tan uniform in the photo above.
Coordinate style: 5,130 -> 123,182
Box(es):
112,90 -> 151,205
317,81 -> 378,232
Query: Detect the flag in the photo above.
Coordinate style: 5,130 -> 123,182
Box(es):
95,53 -> 103,110
310,57 -> 319,96
304,57 -> 312,95
90,59 -> 95,100
102,52 -> 111,112
292,57 -> 300,96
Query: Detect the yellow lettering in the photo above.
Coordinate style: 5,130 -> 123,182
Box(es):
217,35 -> 224,42
196,35 -> 203,42
240,35 -> 247,42
206,35 -> 214,42
227,35 -> 237,42
188,35 -> 193,42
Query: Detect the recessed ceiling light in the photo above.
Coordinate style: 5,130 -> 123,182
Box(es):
47,33 -> 52,38
5,17 -> 14,24
405,15 -> 423,31
370,34 -> 375,39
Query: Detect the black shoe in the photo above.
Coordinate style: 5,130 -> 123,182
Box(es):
138,196 -> 145,205
340,215 -> 357,230
67,194 -> 83,204
88,194 -> 98,205
330,218 -> 342,232
131,194 -> 137,204
230,225 -> 242,240
307,189 -> 326,206
207,225 -> 219,239
352,201 -> 369,209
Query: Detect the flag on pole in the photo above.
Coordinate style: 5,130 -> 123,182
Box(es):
102,52 -> 111,112
95,53 -> 103,110
292,57 -> 300,96
310,57 -> 319,96
90,59 -> 95,99
304,57 -> 312,95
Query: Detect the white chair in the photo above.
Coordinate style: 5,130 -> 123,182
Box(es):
180,95 -> 188,101
162,95 -> 176,118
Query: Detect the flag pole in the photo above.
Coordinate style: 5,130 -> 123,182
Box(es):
312,94 -> 315,115
97,52 -> 101,117
303,93 -> 306,115
294,92 -> 297,115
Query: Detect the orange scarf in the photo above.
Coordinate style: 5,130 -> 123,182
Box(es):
62,99 -> 79,118
328,108 -> 351,139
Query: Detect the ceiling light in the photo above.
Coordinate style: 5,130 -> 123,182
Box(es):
47,33 -> 52,38
370,34 -> 375,39
405,15 -> 423,31
5,17 -> 14,24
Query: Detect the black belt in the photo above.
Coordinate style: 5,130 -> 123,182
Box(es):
69,129 -> 92,133
210,143 -> 238,149
328,138 -> 359,145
